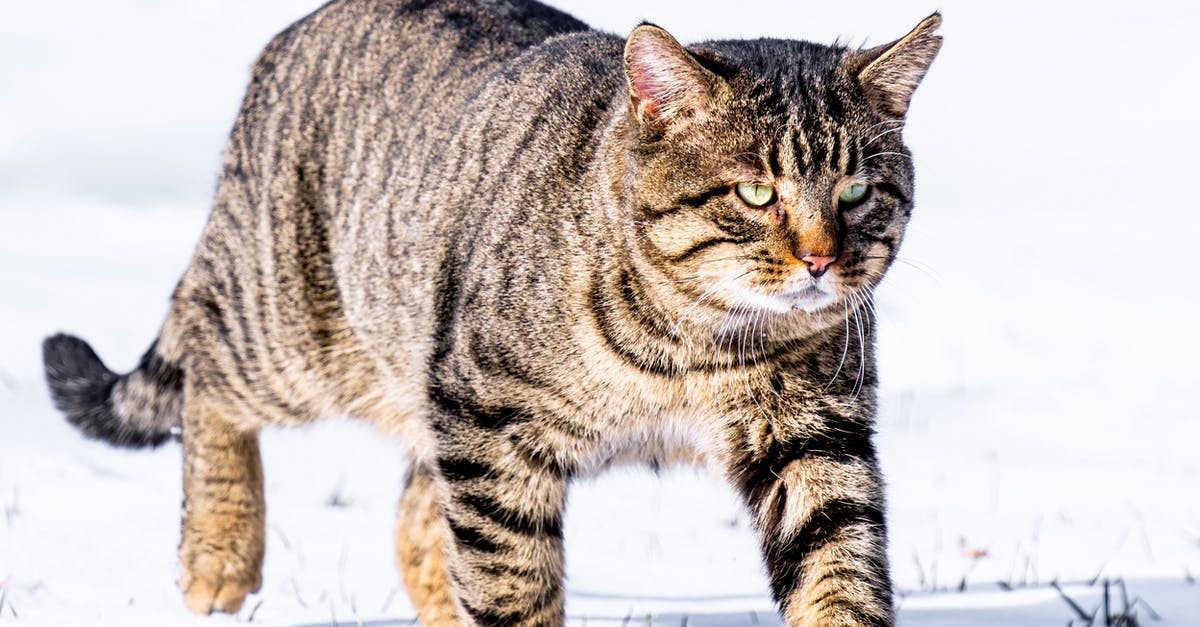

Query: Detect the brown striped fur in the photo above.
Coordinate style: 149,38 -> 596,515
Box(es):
41,1 -> 941,624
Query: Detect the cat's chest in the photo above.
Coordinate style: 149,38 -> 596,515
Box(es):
559,342 -> 792,443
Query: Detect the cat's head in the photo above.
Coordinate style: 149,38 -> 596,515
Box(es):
619,15 -> 941,320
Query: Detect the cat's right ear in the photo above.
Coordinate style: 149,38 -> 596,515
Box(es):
623,24 -> 717,133
852,13 -> 943,118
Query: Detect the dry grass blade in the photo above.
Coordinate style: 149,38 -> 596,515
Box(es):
379,585 -> 399,614
1052,581 -> 1096,624
1131,597 -> 1161,622
246,598 -> 264,623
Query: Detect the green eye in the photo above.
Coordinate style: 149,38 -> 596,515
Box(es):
736,182 -> 775,207
838,182 -> 870,206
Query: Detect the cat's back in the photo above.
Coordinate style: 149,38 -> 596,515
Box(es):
232,0 -> 597,248
171,0 -> 593,422
255,0 -> 590,105
227,0 -> 592,196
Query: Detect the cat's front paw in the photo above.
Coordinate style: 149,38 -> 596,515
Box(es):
178,546 -> 262,615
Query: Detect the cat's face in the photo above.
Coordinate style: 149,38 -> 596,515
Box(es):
622,17 -> 940,320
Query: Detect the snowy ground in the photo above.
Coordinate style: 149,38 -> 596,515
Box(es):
2,1 -> 1198,625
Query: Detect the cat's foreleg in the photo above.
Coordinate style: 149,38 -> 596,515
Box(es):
729,419 -> 892,626
177,383 -> 266,615
431,410 -> 570,626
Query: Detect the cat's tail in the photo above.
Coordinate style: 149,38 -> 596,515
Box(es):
42,333 -> 184,448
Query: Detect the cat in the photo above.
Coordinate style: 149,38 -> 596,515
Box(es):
41,0 -> 941,625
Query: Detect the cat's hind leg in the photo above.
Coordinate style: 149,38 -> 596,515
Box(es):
396,462 -> 460,626
177,379 -> 266,615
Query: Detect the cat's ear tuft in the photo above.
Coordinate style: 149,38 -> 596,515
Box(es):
852,13 -> 943,118
623,24 -> 717,132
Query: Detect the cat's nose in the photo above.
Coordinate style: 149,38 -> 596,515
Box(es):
801,254 -> 837,278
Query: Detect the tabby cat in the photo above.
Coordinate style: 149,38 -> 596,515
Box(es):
41,0 -> 941,625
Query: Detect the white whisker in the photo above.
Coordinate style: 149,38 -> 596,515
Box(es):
863,125 -> 904,148
863,119 -> 905,134
850,291 -> 867,400
861,151 -> 911,164
824,298 -> 851,391
668,268 -> 756,338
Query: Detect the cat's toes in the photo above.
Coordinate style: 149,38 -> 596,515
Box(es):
178,550 -> 261,615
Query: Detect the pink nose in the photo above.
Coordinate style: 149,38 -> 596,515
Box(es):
801,254 -> 837,278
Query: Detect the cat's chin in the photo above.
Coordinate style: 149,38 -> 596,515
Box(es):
730,283 -> 839,315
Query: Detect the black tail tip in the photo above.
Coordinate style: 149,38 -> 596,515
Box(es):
42,333 -> 169,448
43,334 -> 116,401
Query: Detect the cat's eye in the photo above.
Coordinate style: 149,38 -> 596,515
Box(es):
837,182 -> 871,208
736,182 -> 775,207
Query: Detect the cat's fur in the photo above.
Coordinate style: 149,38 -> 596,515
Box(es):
41,0 -> 941,625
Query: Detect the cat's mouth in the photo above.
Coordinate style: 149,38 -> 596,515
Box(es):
777,281 -> 839,313
730,279 -> 839,315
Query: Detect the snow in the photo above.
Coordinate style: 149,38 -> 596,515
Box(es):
1,1 -> 1198,625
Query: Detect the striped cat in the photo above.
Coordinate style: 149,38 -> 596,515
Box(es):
41,0 -> 941,625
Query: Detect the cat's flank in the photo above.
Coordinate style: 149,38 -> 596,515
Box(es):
41,1 -> 940,625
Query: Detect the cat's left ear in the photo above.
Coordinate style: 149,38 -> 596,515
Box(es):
623,24 -> 720,133
851,13 -> 943,118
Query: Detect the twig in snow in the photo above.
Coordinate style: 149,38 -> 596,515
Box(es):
1132,597 -> 1161,621
1052,580 -> 1096,624
337,540 -> 350,603
1098,578 -> 1160,627
1026,517 -> 1043,585
380,585 -> 399,614
325,477 -> 352,509
911,552 -> 928,591
351,594 -> 364,627
1102,579 -> 1110,626
1022,554 -> 1038,587
3,488 -> 18,527
246,599 -> 263,623
289,577 -> 309,608
0,579 -> 14,620
272,524 -> 292,552
956,548 -> 987,592
1137,522 -> 1155,562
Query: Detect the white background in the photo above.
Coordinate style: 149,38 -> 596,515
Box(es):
1,1 -> 1197,625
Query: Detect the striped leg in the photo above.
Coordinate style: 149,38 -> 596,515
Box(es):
432,410 -> 569,626
396,463 -> 460,626
177,389 -> 265,615
733,428 -> 892,626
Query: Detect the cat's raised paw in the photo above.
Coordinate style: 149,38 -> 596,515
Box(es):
178,550 -> 261,615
